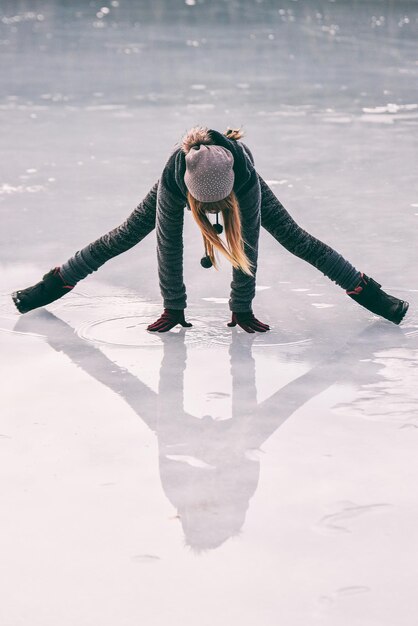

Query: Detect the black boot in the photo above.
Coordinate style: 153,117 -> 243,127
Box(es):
12,267 -> 74,314
346,274 -> 409,325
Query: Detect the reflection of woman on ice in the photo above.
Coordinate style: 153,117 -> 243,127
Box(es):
12,127 -> 408,331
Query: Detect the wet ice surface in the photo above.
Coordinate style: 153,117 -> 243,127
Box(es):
1,1 -> 418,625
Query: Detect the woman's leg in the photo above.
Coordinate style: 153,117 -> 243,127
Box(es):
258,175 -> 361,290
12,182 -> 158,313
60,181 -> 158,284
259,175 -> 408,324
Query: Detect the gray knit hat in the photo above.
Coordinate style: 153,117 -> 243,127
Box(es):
184,144 -> 235,203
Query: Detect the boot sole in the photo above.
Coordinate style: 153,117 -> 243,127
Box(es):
394,300 -> 409,325
11,292 -> 27,314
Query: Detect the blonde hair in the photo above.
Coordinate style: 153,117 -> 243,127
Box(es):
188,191 -> 253,276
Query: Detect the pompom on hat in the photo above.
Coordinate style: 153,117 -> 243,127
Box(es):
184,144 -> 235,203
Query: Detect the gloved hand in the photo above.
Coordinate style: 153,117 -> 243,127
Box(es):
227,311 -> 270,333
12,267 -> 74,314
147,309 -> 193,333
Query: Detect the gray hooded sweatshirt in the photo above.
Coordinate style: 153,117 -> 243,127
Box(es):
60,129 -> 361,311
156,128 -> 261,311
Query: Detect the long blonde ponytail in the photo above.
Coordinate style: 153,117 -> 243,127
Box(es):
188,191 -> 253,276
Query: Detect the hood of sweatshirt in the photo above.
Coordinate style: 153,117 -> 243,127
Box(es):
161,127 -> 257,201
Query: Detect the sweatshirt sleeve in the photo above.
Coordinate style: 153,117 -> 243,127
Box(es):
229,178 -> 261,312
226,140 -> 261,312
156,151 -> 188,310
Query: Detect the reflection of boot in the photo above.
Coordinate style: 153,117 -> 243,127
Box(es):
346,274 -> 409,325
12,267 -> 74,314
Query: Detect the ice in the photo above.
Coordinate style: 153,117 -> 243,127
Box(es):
315,501 -> 392,535
131,554 -> 161,563
165,455 -> 216,470
311,303 -> 335,308
201,296 -> 229,303
1,1 -> 418,625
0,183 -> 45,194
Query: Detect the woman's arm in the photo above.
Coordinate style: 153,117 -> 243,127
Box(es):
155,152 -> 188,311
228,140 -> 261,313
228,178 -> 261,313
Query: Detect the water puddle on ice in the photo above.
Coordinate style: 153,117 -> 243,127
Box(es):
0,284 -> 312,351
77,315 -> 190,348
77,313 -> 312,349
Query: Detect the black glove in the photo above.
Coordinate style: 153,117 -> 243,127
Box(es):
147,309 -> 193,333
12,267 -> 74,314
227,311 -> 270,333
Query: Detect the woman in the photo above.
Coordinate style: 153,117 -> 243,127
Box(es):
12,127 -> 409,333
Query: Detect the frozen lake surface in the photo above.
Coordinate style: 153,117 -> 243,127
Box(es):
1,1 -> 418,624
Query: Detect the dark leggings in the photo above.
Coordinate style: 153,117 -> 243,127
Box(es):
60,177 -> 361,292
